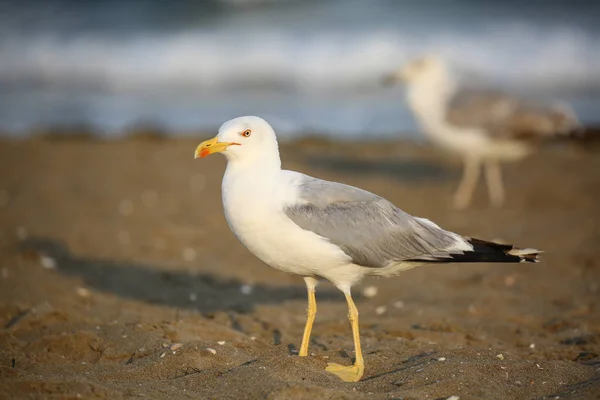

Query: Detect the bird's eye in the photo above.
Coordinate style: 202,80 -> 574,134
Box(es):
241,129 -> 251,137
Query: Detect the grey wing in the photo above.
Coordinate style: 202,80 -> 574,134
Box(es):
446,89 -> 520,137
447,89 -> 580,140
285,177 -> 471,268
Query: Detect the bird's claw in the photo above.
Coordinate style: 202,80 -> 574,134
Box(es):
325,362 -> 364,382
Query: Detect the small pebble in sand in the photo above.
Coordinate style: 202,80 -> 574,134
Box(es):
160,352 -> 166,358
141,190 -> 158,208
362,286 -> 378,298
16,226 -> 27,240
218,341 -> 226,345
122,335 -> 128,339
240,284 -> 253,295
393,300 -> 405,309
438,357 -> 446,361
182,248 -> 197,262
118,199 -> 134,216
446,396 -> 460,400
504,276 -> 516,287
250,336 -> 256,341
189,293 -> 197,302
170,343 -> 183,351
0,190 -> 9,207
206,348 -> 217,355
162,343 -> 169,348
375,306 -> 387,315
76,287 -> 91,297
40,255 -> 57,269
496,353 -> 505,360
118,230 -> 131,245
529,343 -> 536,349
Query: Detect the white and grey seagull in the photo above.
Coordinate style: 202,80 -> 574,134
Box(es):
385,55 -> 580,209
194,116 -> 541,382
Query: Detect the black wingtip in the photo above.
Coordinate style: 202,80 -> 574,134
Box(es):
456,238 -> 542,263
419,238 -> 542,264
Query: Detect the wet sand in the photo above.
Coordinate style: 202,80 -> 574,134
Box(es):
0,136 -> 598,399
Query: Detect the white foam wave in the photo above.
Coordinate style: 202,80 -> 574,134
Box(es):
1,24 -> 599,94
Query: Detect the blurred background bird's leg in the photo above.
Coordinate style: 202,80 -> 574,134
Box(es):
325,290 -> 365,382
484,159 -> 505,207
299,276 -> 318,357
453,157 -> 481,209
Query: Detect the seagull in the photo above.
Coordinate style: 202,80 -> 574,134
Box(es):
194,116 -> 542,382
384,55 -> 580,209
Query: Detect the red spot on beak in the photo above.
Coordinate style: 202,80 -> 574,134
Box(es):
200,149 -> 210,158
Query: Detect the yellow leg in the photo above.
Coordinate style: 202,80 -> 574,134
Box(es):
484,160 -> 505,207
299,277 -> 318,357
325,291 -> 365,382
453,157 -> 481,210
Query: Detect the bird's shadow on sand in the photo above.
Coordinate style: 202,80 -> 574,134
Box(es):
20,238 -> 343,314
292,153 -> 457,182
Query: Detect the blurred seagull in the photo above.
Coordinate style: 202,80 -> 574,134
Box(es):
194,116 -> 541,382
384,55 -> 580,209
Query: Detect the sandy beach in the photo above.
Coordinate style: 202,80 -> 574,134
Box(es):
0,135 -> 599,399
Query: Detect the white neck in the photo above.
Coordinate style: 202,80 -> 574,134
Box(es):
225,156 -> 281,179
220,146 -> 284,245
222,143 -> 282,197
406,71 -> 456,135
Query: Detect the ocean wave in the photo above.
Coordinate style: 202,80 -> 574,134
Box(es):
1,24 -> 599,94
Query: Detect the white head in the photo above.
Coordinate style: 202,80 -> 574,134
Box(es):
194,116 -> 281,168
385,55 -> 450,87
384,55 -> 456,129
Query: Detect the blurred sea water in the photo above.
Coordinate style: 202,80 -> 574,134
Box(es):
1,0 -> 599,139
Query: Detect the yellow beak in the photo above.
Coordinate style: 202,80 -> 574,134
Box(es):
382,72 -> 399,86
382,69 -> 409,86
194,136 -> 239,159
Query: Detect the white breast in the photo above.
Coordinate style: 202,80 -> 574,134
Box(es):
221,169 -> 351,277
